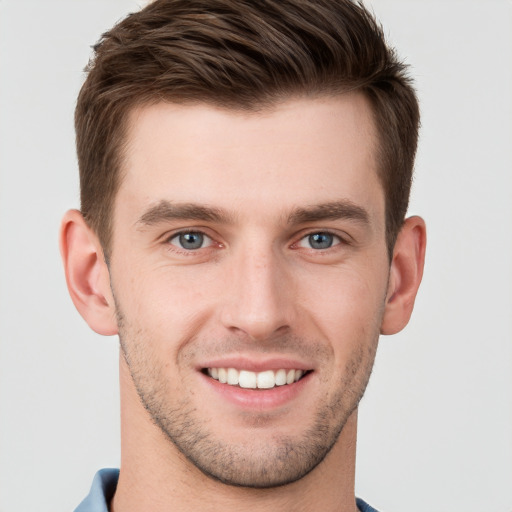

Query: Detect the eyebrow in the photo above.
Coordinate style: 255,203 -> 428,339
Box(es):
136,199 -> 370,228
136,200 -> 234,227
287,201 -> 370,226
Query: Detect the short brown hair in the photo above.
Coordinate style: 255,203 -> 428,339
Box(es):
75,0 -> 419,257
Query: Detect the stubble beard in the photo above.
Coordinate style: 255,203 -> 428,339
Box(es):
116,311 -> 380,489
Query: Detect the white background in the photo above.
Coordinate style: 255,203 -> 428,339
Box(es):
0,1 -> 511,511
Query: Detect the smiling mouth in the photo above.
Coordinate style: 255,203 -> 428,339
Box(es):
204,367 -> 311,389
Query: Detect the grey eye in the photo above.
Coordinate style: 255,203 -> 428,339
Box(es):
170,232 -> 211,250
298,232 -> 340,250
309,233 -> 333,249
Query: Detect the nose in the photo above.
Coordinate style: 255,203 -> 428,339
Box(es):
220,246 -> 295,342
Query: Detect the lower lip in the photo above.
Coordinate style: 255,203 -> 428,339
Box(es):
200,371 -> 312,410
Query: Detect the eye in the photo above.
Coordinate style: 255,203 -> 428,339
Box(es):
168,231 -> 213,250
298,232 -> 341,250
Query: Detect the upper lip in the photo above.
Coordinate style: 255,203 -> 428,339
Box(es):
197,355 -> 314,373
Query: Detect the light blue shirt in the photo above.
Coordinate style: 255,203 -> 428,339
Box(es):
75,468 -> 380,512
74,468 -> 119,512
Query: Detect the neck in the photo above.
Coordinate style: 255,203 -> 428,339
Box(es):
111,356 -> 359,512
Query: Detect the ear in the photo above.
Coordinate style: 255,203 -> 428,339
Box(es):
380,216 -> 426,335
59,209 -> 118,335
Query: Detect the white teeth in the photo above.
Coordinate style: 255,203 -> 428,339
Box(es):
257,370 -> 275,389
227,368 -> 239,385
275,369 -> 287,386
218,368 -> 227,384
239,370 -> 257,389
206,367 -> 308,389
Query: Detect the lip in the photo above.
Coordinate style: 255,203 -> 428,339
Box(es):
197,356 -> 313,373
198,363 -> 313,410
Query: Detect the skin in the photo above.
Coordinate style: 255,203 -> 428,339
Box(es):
61,94 -> 426,512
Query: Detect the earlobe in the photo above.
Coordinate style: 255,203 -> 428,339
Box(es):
380,216 -> 426,335
59,209 -> 118,336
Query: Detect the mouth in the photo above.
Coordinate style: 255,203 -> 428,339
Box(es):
203,367 -> 312,389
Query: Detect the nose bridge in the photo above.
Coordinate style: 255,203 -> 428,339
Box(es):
221,239 -> 293,340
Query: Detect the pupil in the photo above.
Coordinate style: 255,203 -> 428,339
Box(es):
180,232 -> 203,249
309,233 -> 333,249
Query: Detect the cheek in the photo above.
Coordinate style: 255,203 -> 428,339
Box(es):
112,262 -> 221,343
296,264 -> 388,351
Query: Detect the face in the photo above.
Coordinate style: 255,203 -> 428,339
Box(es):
109,95 -> 390,487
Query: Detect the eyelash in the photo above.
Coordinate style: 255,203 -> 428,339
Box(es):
294,231 -> 344,250
166,230 -> 218,253
164,229 -> 348,254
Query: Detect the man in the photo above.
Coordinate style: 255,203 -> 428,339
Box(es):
60,0 -> 426,510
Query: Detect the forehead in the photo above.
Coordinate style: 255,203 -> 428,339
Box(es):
117,94 -> 383,226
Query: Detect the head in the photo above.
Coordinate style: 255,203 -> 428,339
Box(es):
75,0 -> 419,260
63,0 -> 426,493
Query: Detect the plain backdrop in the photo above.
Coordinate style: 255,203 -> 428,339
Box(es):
0,1 -> 511,511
